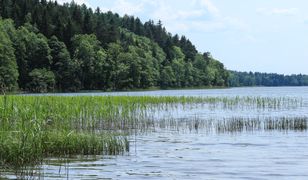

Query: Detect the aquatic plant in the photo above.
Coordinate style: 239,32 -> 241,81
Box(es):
153,116 -> 308,133
0,95 -> 304,178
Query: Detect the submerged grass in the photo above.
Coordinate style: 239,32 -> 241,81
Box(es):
151,116 -> 308,133
0,95 -> 304,178
216,116 -> 308,133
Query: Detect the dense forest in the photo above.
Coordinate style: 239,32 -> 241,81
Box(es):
229,71 -> 308,87
0,0 -> 229,93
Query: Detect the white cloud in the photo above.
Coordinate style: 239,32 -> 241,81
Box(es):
184,16 -> 247,33
55,0 -> 249,41
151,5 -> 205,23
177,10 -> 205,19
101,0 -> 144,16
144,0 -> 246,33
199,0 -> 220,17
257,7 -> 299,16
191,21 -> 225,32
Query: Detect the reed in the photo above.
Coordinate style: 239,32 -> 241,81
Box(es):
0,95 -> 304,178
150,116 -> 308,133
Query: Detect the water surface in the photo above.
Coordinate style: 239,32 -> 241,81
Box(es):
17,87 -> 308,179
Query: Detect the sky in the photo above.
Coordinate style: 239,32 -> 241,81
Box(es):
59,0 -> 308,75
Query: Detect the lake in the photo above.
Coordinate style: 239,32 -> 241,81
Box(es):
6,87 -> 308,179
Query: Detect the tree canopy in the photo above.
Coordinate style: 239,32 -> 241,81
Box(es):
0,18 -> 18,92
0,0 -> 229,92
229,71 -> 308,87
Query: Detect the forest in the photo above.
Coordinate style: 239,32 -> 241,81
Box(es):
229,71 -> 308,87
0,0 -> 229,93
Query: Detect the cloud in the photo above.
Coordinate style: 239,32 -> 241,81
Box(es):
199,0 -> 220,17
257,7 -> 299,16
151,4 -> 205,23
101,0 -> 145,16
143,0 -> 246,33
55,0 -> 249,39
185,16 -> 247,33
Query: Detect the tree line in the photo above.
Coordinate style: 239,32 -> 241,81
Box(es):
229,71 -> 308,87
0,0 -> 229,93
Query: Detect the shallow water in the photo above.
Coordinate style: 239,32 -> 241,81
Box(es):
43,131 -> 308,180
10,87 -> 308,179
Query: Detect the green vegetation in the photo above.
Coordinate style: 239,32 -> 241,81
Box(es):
152,116 -> 308,133
215,116 -> 308,133
0,19 -> 18,92
229,71 -> 308,87
0,95 -> 304,178
0,95 -> 135,178
0,0 -> 229,93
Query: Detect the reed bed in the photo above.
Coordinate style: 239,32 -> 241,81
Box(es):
146,116 -> 308,133
0,95 -> 302,131
217,116 -> 308,133
0,95 -> 304,178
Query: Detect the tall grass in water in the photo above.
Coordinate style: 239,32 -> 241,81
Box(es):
0,95 -> 303,178
0,95 -> 132,178
156,116 -> 308,133
216,116 -> 308,133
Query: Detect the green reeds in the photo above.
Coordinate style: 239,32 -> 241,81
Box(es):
155,116 -> 308,133
0,95 -> 302,134
0,95 -> 304,178
217,116 -> 308,133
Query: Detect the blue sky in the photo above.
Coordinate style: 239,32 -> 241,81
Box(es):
59,0 -> 308,74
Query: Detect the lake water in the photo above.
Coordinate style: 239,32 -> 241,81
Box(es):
16,87 -> 308,179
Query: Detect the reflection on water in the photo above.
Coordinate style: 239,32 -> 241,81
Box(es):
6,87 -> 308,179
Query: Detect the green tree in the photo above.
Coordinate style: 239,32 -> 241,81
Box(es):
206,58 -> 228,86
83,11 -> 94,34
193,54 -> 210,86
14,25 -> 52,89
92,49 -> 108,89
27,68 -> 55,93
48,36 -> 81,91
72,34 -> 106,89
229,71 -> 308,87
0,19 -> 19,92
0,0 -> 12,18
0,0 -> 232,91
127,48 -> 142,88
170,46 -> 185,87
184,62 -> 195,86
160,66 -> 175,88
114,52 -> 132,89
106,42 -> 130,90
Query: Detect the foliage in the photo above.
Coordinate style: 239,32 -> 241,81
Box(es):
71,34 -> 106,89
13,25 -> 52,90
0,18 -> 18,92
0,0 -> 229,92
48,36 -> 80,91
229,71 -> 308,87
27,68 -> 55,93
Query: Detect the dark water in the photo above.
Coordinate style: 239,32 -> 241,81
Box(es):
13,87 -> 308,179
